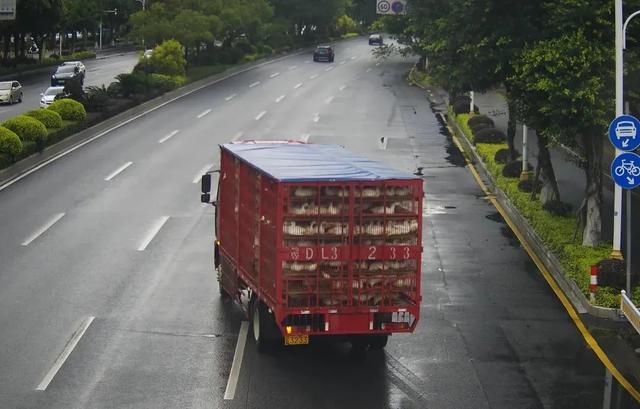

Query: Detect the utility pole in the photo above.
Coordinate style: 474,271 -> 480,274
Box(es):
136,0 -> 146,51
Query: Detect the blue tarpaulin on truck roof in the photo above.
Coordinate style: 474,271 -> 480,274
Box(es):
221,142 -> 419,182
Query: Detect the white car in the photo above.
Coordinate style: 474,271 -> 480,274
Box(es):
60,60 -> 86,76
39,86 -> 67,108
615,121 -> 637,139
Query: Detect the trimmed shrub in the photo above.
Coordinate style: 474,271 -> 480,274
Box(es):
451,95 -> 470,106
219,47 -> 244,64
494,148 -> 511,164
25,109 -> 63,129
518,179 -> 536,193
3,115 -> 47,151
115,71 -> 150,97
453,101 -> 478,115
470,122 -> 493,135
597,258 -> 626,288
48,98 -> 87,121
235,39 -> 256,55
149,73 -> 186,92
502,160 -> 532,178
468,115 -> 494,128
257,44 -> 273,55
144,40 -> 187,76
0,126 -> 22,157
542,200 -> 573,217
475,127 -> 506,144
83,85 -> 110,112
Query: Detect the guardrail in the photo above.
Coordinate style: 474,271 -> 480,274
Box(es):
621,290 -> 640,334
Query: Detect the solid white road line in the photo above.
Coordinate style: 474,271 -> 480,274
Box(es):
158,130 -> 179,144
309,74 -> 319,80
0,47 -> 313,194
270,72 -> 280,78
325,66 -> 334,72
137,216 -> 170,251
225,93 -> 237,102
193,164 -> 213,184
232,132 -> 244,142
249,81 -> 261,88
294,83 -> 303,89
339,85 -> 346,91
275,95 -> 286,103
22,213 -> 66,246
300,133 -> 311,142
255,111 -> 267,121
197,109 -> 212,118
36,316 -> 95,391
288,65 -> 298,70
104,162 -> 133,181
313,113 -> 320,123
325,96 -> 334,104
223,321 -> 249,400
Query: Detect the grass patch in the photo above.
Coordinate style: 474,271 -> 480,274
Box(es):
408,67 -> 433,88
342,32 -> 360,39
452,111 -> 630,308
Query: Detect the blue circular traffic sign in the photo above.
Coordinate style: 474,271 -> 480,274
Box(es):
391,1 -> 405,13
609,115 -> 640,151
611,152 -> 640,189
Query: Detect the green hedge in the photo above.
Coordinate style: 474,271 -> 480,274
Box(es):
453,112 -> 633,308
48,98 -> 86,121
3,115 -> 48,150
25,109 -> 63,129
0,126 -> 22,157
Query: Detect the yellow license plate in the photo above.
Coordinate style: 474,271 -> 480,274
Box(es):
284,335 -> 309,346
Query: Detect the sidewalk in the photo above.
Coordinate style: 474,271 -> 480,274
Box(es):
424,84 -> 640,400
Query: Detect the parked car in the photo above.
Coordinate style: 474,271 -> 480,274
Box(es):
369,34 -> 383,46
60,61 -> 86,77
313,45 -> 334,62
39,86 -> 67,108
51,65 -> 83,86
0,81 -> 23,104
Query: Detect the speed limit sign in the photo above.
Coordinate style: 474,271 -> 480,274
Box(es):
376,0 -> 406,15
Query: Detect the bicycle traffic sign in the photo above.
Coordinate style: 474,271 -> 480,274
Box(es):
608,115 -> 640,151
611,152 -> 640,189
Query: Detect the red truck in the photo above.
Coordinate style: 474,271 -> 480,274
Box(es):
201,141 -> 423,353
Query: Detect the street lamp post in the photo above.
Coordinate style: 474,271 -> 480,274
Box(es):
99,9 -> 118,51
614,0 -> 640,294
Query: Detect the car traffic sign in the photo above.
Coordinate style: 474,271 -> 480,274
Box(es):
608,115 -> 640,151
611,152 -> 640,189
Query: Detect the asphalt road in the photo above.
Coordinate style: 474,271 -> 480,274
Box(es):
0,38 -> 636,409
0,52 -> 139,122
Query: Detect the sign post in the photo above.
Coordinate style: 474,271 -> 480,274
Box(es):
608,114 -> 640,295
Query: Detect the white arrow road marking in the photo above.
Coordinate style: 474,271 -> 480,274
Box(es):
339,85 -> 346,91
366,68 -> 372,73
138,216 -> 170,251
275,95 -> 286,103
255,110 -> 267,121
270,72 -> 280,78
223,321 -> 249,400
300,133 -> 311,142
232,132 -> 244,141
193,164 -> 214,184
288,65 -> 298,70
294,83 -> 303,89
325,66 -> 334,72
339,60 -> 346,65
376,62 -> 380,66
249,81 -> 261,88
104,162 -> 133,181
225,93 -> 237,101
197,109 -> 212,118
351,56 -> 357,60
22,213 -> 65,246
310,74 -> 319,80
313,113 -> 320,123
36,316 -> 95,391
325,96 -> 334,104
158,130 -> 179,143
305,60 -> 311,64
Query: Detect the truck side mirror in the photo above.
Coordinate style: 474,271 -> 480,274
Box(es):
201,174 -> 212,194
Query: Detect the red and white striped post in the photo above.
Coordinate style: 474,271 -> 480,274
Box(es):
590,265 -> 599,302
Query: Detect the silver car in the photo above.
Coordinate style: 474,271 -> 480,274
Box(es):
0,81 -> 23,104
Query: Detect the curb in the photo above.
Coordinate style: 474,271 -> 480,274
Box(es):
0,41 -> 345,191
443,112 -> 623,321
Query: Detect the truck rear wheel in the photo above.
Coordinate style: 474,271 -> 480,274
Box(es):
251,298 -> 280,352
369,335 -> 389,350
